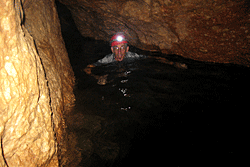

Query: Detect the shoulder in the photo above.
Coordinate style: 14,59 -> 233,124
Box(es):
93,53 -> 114,66
126,51 -> 147,59
102,53 -> 114,60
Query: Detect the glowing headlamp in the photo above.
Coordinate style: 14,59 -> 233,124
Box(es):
116,36 -> 123,42
110,32 -> 128,46
111,36 -> 126,43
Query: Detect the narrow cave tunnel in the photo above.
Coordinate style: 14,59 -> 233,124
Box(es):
0,0 -> 249,166
55,1 -> 249,166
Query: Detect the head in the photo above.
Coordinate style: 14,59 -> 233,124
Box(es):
110,32 -> 129,61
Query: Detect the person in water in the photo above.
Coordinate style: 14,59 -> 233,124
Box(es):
84,32 -> 187,85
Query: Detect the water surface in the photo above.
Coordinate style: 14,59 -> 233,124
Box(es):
73,51 -> 249,166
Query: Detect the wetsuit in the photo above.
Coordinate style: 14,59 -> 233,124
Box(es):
93,51 -> 146,66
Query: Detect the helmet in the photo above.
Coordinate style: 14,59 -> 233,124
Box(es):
110,32 -> 128,47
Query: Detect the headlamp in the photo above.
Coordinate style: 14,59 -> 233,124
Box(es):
111,36 -> 127,43
110,32 -> 128,46
116,36 -> 123,42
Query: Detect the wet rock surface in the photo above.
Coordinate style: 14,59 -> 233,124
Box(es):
0,0 -> 80,166
59,0 -> 250,66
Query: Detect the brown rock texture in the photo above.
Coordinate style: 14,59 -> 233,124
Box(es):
59,0 -> 250,66
0,0 -> 80,166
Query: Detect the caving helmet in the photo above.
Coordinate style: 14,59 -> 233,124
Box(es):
110,32 -> 128,47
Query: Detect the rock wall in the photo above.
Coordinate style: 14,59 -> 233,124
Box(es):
59,0 -> 250,66
0,0 -> 80,166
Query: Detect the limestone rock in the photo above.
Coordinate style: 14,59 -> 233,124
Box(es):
0,0 -> 80,166
59,0 -> 250,66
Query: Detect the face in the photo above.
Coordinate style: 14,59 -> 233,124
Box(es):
111,44 -> 129,61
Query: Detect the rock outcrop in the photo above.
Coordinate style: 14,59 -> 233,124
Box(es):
59,0 -> 250,66
0,0 -> 80,166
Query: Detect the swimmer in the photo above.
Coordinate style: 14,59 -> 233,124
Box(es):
84,32 -> 187,85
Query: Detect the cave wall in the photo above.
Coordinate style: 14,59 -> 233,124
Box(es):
0,0 -> 80,166
59,0 -> 250,66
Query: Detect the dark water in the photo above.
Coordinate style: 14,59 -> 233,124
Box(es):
55,3 -> 249,165
72,48 -> 249,166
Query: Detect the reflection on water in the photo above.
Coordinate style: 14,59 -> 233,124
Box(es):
54,2 -> 249,165
73,54 -> 249,166
56,4 -> 249,162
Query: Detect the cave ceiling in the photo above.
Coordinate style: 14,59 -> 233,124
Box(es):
58,0 -> 250,66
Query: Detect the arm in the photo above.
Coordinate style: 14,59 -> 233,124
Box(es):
148,56 -> 174,65
84,64 -> 97,78
148,56 -> 187,69
83,64 -> 108,85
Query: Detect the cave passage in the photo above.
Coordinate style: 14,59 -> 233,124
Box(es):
57,2 -> 249,166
